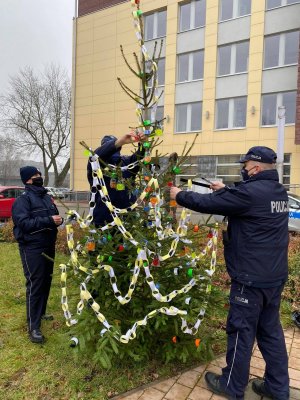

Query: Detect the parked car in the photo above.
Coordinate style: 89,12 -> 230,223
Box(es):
45,187 -> 65,199
288,192 -> 300,232
213,192 -> 300,233
0,186 -> 24,220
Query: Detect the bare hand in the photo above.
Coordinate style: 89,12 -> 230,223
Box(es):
52,215 -> 63,226
170,186 -> 182,200
210,181 -> 226,191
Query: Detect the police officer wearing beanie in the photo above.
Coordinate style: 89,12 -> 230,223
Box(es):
87,132 -> 146,227
170,146 -> 289,400
12,166 -> 63,344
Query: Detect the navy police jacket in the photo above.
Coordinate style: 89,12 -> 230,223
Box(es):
176,169 -> 289,287
12,185 -> 59,249
87,139 -> 144,226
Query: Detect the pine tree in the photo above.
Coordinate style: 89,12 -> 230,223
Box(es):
60,0 -> 227,368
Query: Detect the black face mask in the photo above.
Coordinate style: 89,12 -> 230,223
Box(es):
241,167 -> 250,181
241,166 -> 256,181
31,176 -> 44,187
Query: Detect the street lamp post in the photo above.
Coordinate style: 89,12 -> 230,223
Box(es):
277,106 -> 286,184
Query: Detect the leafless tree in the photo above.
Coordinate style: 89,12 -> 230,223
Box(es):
0,65 -> 71,186
0,136 -> 24,185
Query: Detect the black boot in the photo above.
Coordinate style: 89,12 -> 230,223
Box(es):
205,372 -> 244,400
29,329 -> 45,344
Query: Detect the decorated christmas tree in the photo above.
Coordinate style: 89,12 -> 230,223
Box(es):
60,0 -> 227,368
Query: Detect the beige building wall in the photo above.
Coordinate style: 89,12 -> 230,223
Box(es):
72,0 -> 300,191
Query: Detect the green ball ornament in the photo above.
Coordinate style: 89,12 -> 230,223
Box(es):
107,234 -> 112,241
143,141 -> 151,149
187,268 -> 193,277
172,166 -> 181,174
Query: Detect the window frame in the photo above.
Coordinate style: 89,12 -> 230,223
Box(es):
178,0 -> 206,33
263,30 -> 300,70
177,50 -> 205,83
261,91 -> 297,127
215,96 -> 247,130
144,9 -> 167,41
175,101 -> 203,133
219,0 -> 251,22
217,40 -> 249,76
266,0 -> 300,11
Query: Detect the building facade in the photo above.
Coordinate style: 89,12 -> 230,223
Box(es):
72,0 -> 300,191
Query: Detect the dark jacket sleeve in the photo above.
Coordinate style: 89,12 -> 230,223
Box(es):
87,140 -> 120,186
175,186 -> 252,217
12,195 -> 57,234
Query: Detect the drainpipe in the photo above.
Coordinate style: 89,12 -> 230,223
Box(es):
70,0 -> 78,190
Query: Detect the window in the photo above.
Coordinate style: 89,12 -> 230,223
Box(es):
156,106 -> 164,122
179,0 -> 206,32
266,0 -> 300,10
176,102 -> 202,132
177,50 -> 204,82
216,155 -> 241,184
157,58 -> 165,86
217,41 -> 249,75
216,97 -> 247,129
216,154 -> 291,185
147,58 -> 165,87
261,91 -> 296,125
144,9 -> 167,41
219,0 -> 251,21
264,31 -> 299,68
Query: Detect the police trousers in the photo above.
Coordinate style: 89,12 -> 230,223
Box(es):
219,281 -> 289,399
19,246 -> 55,331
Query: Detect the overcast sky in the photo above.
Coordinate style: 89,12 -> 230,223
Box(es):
0,0 -> 75,94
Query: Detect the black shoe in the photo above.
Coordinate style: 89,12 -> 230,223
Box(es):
29,329 -> 45,344
205,372 -> 244,400
292,311 -> 300,328
252,378 -> 285,399
41,314 -> 54,321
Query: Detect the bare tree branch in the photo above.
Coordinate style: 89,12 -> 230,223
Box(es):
0,65 -> 71,186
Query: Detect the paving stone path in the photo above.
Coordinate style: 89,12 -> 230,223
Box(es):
113,328 -> 300,400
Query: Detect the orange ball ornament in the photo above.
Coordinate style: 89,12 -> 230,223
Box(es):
195,338 -> 201,348
169,200 -> 177,207
86,240 -> 95,252
150,196 -> 158,205
193,225 -> 199,232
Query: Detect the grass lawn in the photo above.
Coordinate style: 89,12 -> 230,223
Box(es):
0,243 -> 211,400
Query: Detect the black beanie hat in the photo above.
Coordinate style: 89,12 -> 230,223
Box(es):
20,166 -> 41,184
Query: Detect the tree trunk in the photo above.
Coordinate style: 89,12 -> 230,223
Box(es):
55,158 -> 70,187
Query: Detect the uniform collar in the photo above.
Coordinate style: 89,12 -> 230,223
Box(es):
25,184 -> 48,196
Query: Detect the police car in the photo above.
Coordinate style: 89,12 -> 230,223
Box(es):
288,192 -> 300,233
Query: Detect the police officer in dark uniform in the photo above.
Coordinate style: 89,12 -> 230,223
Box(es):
87,132 -> 145,227
170,147 -> 289,400
12,166 -> 63,344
